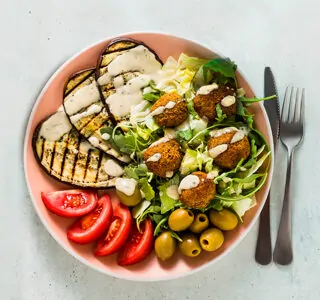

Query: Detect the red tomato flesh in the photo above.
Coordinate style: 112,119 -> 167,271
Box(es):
117,218 -> 154,266
67,195 -> 113,244
41,190 -> 97,218
94,203 -> 132,257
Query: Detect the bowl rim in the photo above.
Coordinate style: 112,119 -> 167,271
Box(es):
23,30 -> 274,282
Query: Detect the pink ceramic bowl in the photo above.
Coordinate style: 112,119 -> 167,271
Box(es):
24,32 -> 274,281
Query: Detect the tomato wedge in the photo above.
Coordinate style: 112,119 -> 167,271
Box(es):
94,203 -> 132,256
67,195 -> 113,244
41,190 -> 97,218
117,218 -> 154,266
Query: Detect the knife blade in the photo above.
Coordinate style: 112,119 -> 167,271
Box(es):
255,66 -> 280,265
264,67 -> 280,147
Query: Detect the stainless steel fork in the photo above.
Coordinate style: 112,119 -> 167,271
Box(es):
273,87 -> 305,265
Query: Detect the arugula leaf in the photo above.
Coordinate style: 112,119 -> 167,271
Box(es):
236,101 -> 254,129
113,132 -> 136,154
132,200 -> 151,219
215,103 -> 227,123
176,128 -> 193,143
154,217 -> 168,236
99,126 -> 120,151
143,93 -> 161,103
206,200 -> 224,211
139,178 -> 155,201
239,95 -> 276,106
170,231 -> 182,242
187,101 -> 199,119
203,58 -> 237,84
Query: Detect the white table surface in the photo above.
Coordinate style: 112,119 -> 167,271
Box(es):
1,0 -> 319,299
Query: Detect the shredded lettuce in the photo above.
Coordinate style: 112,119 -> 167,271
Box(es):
158,175 -> 180,214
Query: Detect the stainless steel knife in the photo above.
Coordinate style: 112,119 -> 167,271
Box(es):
255,67 -> 280,265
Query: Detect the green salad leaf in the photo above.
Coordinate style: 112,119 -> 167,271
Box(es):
215,103 -> 227,123
202,58 -> 237,85
176,128 -> 193,143
139,178 -> 155,201
158,175 -> 180,214
178,53 -> 209,72
239,95 -> 276,106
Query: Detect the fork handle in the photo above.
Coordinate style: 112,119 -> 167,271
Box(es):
255,193 -> 272,265
273,149 -> 295,265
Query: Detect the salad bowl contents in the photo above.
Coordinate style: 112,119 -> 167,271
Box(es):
25,33 -> 273,281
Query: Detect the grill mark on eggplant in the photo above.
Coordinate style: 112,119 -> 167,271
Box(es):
63,69 -> 129,162
103,42 -> 137,54
49,141 -> 57,174
64,70 -> 95,97
95,151 -> 103,183
59,134 -> 69,177
82,148 -> 91,180
70,132 -> 81,182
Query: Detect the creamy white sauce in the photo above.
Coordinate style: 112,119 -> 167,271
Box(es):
197,83 -> 219,95
64,82 -> 100,115
88,136 -> 100,147
104,159 -> 124,177
70,104 -> 102,123
115,178 -> 137,196
231,131 -> 245,143
98,46 -> 162,119
166,185 -> 179,200
146,153 -> 161,162
209,144 -> 228,158
166,171 -> 174,178
106,75 -> 151,118
221,95 -> 236,107
109,45 -> 162,78
149,136 -> 172,148
150,101 -> 177,117
209,127 -> 238,138
178,175 -> 200,194
101,133 -> 110,140
39,111 -> 72,141
113,76 -> 125,88
79,141 -> 96,152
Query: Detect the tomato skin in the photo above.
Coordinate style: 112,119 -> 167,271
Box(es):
94,203 -> 132,257
117,218 -> 154,266
41,190 -> 98,218
67,195 -> 113,245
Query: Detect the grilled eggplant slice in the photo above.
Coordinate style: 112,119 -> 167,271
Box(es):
33,111 -> 124,188
96,38 -> 162,123
63,68 -> 130,162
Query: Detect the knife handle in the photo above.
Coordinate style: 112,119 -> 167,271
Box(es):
255,193 -> 272,265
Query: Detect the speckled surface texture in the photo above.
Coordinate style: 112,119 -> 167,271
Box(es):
1,0 -> 319,299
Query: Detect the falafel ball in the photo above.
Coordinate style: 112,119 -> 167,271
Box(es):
208,130 -> 250,169
179,171 -> 216,209
151,92 -> 188,127
144,138 -> 183,178
193,85 -> 236,121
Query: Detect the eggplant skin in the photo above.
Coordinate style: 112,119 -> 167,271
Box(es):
62,68 -> 130,163
32,112 -> 120,188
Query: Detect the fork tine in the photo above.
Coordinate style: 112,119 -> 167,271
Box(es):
288,87 -> 295,122
281,87 -> 290,123
294,88 -> 300,123
300,88 -> 305,126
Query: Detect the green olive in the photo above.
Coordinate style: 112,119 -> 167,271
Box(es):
155,231 -> 176,261
200,228 -> 224,251
189,213 -> 209,234
209,209 -> 238,231
168,208 -> 194,231
116,185 -> 142,207
218,181 -> 227,193
179,233 -> 202,257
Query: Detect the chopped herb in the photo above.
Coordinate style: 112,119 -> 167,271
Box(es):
215,103 -> 227,123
